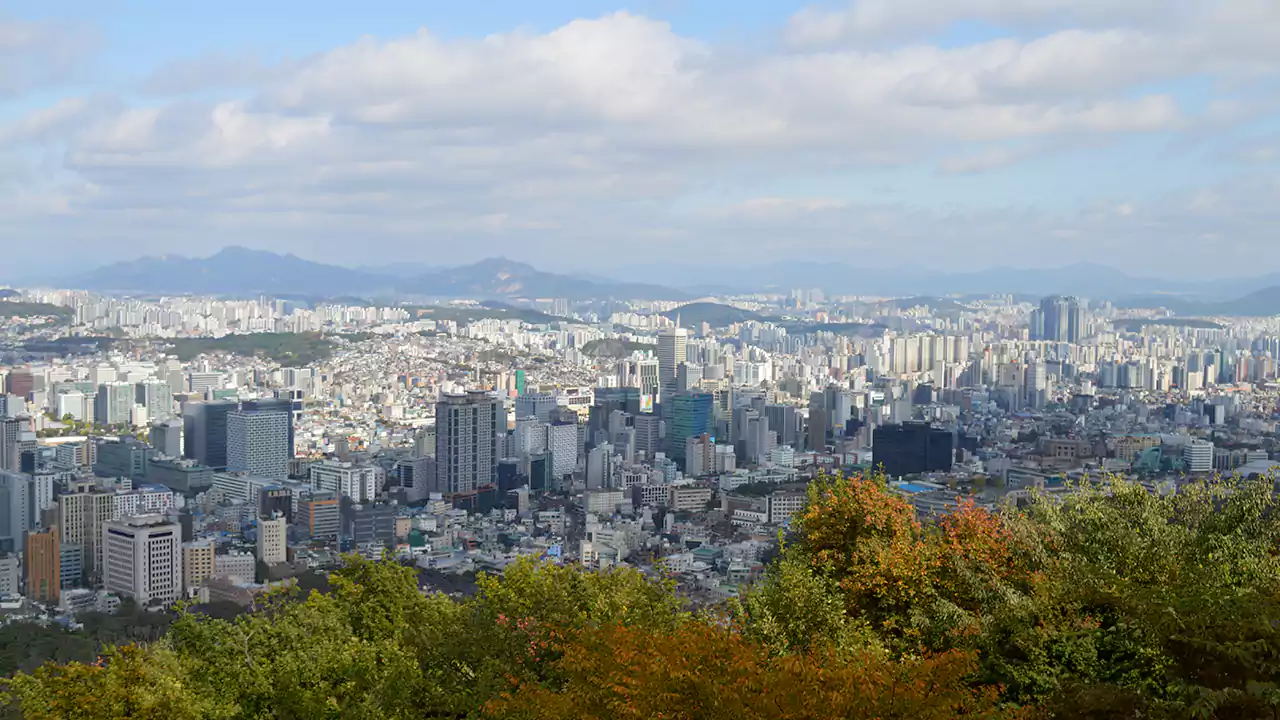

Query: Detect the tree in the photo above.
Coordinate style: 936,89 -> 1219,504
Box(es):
4,645 -> 212,720
485,621 -> 1019,720
11,475 -> 1280,720
746,470 -> 1280,717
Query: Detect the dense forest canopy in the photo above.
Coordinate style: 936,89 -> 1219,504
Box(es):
6,471 -> 1280,719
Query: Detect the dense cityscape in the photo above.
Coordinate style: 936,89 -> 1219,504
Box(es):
0,273 -> 1276,614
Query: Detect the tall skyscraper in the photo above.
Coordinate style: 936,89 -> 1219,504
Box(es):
807,392 -> 829,453
240,397 -> 299,457
226,409 -> 290,479
633,413 -> 661,461
0,470 -> 32,554
435,391 -> 503,495
667,392 -> 713,467
657,327 -> 689,399
25,527 -> 60,603
182,400 -> 236,468
101,514 -> 182,605
1032,296 -> 1084,343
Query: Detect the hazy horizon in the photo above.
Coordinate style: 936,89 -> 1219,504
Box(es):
3,1 -> 1278,277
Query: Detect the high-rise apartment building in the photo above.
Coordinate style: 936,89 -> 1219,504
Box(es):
657,327 -> 689,399
435,391 -> 503,495
1031,296 -> 1085,343
0,416 -> 26,472
25,527 -> 60,602
58,489 -> 116,579
101,514 -> 182,605
182,540 -> 214,594
226,409 -> 289,479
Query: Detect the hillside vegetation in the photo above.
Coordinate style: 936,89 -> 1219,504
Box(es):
580,338 -> 656,357
7,472 -> 1280,719
163,332 -> 335,366
661,302 -> 764,328
0,302 -> 74,322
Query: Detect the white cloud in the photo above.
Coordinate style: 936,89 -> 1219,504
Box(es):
787,0 -> 1202,46
0,18 -> 97,97
0,5 -> 1278,275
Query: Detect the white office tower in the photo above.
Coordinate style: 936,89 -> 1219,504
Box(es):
102,515 -> 182,605
1182,440 -> 1213,474
56,390 -> 89,422
309,460 -> 379,502
657,327 -> 689,398
257,514 -> 287,565
226,410 -> 289,479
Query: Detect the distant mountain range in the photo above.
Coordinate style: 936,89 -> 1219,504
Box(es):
63,247 -> 691,301
51,247 -> 1280,315
68,247 -> 390,297
1113,286 -> 1280,317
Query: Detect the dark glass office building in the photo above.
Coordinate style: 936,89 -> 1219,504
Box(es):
872,422 -> 954,479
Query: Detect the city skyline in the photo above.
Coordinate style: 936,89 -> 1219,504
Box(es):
3,1 -> 1279,277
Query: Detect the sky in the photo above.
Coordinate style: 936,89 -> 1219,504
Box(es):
2,0 -> 1279,279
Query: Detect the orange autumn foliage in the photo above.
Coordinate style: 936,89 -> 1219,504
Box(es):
485,620 -> 1024,720
797,473 -> 939,627
790,472 -> 1051,651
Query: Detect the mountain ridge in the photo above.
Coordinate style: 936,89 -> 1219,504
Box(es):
63,248 -> 690,301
